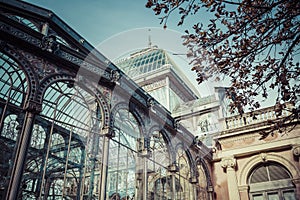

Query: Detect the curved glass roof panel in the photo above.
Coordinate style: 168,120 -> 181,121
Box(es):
116,48 -> 172,78
41,82 -> 101,138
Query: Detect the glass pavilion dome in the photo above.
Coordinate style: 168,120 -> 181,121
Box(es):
116,46 -> 200,112
117,47 -> 173,78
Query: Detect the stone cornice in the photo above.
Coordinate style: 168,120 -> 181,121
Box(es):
213,136 -> 300,160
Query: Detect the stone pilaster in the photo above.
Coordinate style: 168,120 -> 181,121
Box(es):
238,185 -> 249,200
292,145 -> 300,198
221,157 -> 240,200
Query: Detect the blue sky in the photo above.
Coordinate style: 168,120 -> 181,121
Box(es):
23,0 -> 218,96
24,0 -> 189,45
22,0 -> 282,107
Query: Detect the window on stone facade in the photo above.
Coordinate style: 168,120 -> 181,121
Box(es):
248,162 -> 296,200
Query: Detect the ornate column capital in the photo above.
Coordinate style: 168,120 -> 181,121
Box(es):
24,100 -> 42,113
168,163 -> 179,173
221,157 -> 237,170
292,145 -> 300,157
207,186 -> 214,192
101,126 -> 115,138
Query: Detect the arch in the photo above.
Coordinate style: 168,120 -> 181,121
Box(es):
33,80 -> 105,199
196,156 -> 213,188
174,143 -> 195,199
0,44 -> 38,105
111,102 -> 146,137
185,149 -> 197,177
174,142 -> 197,178
130,105 -> 147,136
39,74 -> 111,128
148,126 -> 173,150
239,153 -> 300,186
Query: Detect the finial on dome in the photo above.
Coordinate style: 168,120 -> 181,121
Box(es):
148,28 -> 152,48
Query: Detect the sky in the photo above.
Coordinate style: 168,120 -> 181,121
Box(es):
22,0 -> 222,96
20,0 -> 286,109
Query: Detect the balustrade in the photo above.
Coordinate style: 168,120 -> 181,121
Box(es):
224,105 -> 292,130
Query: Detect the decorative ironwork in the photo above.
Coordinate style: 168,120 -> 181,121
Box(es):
41,35 -> 60,53
25,100 -> 42,113
0,21 -> 42,47
147,97 -> 155,108
110,70 -> 120,83
0,1 -> 212,199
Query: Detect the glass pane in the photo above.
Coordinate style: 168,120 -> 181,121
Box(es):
268,192 -> 279,200
283,190 -> 296,200
19,82 -> 103,199
268,164 -> 290,181
250,165 -> 268,183
253,194 -> 264,200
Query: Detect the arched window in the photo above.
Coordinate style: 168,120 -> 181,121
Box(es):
0,52 -> 28,107
147,130 -> 171,199
19,81 -> 104,200
248,162 -> 296,200
107,108 -> 140,199
0,52 -> 28,199
197,163 -> 208,200
175,148 -> 194,200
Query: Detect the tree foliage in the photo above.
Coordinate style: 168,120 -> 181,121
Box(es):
146,0 -> 300,136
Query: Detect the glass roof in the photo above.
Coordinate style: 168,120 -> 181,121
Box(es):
116,47 -> 201,101
116,48 -> 175,78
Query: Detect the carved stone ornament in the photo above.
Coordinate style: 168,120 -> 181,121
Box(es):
260,153 -> 268,162
41,35 -> 60,53
292,145 -> 300,157
221,157 -> 236,169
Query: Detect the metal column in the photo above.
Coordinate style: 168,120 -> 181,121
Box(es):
99,127 -> 112,200
6,101 -> 41,200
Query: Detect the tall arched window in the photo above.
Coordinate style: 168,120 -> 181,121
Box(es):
20,81 -> 104,199
0,52 -> 28,199
197,163 -> 208,200
175,148 -> 194,200
147,130 -> 171,199
107,107 -> 140,199
248,162 -> 296,200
